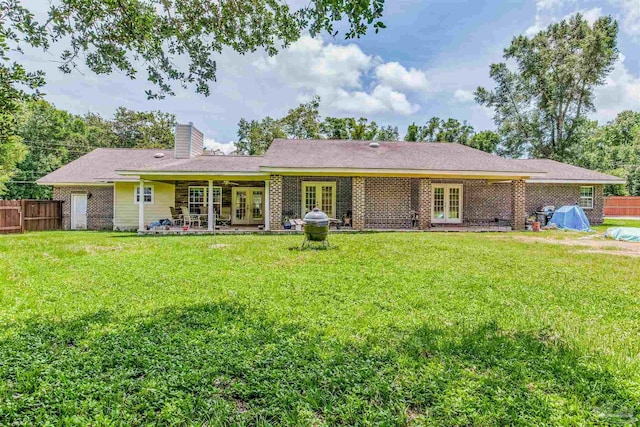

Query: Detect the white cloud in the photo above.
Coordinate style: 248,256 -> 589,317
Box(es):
525,7 -> 602,36
204,138 -> 236,154
374,62 -> 429,92
611,0 -> 640,41
252,35 -> 424,116
453,89 -> 476,103
593,54 -> 640,122
325,85 -> 419,115
535,0 -> 573,10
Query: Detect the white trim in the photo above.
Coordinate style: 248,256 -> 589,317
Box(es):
431,184 -> 463,224
138,179 -> 145,232
259,167 -> 546,178
579,185 -> 594,210
208,180 -> 214,231
113,185 -> 117,231
134,184 -> 154,204
264,180 -> 271,230
526,179 -> 625,184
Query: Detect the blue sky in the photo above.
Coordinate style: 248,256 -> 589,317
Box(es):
17,0 -> 640,152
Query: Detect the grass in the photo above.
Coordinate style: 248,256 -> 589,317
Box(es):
1,219 -> 639,425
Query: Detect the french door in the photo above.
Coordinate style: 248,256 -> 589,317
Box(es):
232,187 -> 264,225
302,182 -> 336,218
432,184 -> 463,224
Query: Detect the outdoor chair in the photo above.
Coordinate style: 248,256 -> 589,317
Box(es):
181,206 -> 201,228
217,206 -> 232,226
170,207 -> 183,226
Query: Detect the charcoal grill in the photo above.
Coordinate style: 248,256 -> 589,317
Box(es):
302,208 -> 330,249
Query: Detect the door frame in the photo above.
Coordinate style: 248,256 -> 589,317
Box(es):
301,181 -> 337,218
71,193 -> 88,230
431,184 -> 463,224
232,187 -> 265,225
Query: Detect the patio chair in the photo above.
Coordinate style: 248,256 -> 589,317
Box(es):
181,206 -> 201,228
217,206 -> 232,226
170,207 -> 183,226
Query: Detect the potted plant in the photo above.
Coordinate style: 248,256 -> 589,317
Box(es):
282,215 -> 292,229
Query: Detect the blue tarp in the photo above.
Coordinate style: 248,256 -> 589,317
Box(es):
605,227 -> 640,242
548,205 -> 592,231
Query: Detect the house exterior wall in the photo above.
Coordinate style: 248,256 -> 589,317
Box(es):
53,185 -> 114,230
364,177 -> 413,229
113,181 -> 175,230
526,183 -> 604,224
281,176 -> 352,221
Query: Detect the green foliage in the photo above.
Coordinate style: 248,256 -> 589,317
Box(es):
402,117 -> 498,153
236,117 -> 286,155
476,14 -> 618,160
279,96 -> 321,139
0,228 -> 639,424
2,101 -> 177,198
376,125 -> 399,141
4,0 -> 385,99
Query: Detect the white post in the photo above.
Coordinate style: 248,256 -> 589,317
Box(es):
208,180 -> 214,231
264,180 -> 270,230
138,179 -> 145,232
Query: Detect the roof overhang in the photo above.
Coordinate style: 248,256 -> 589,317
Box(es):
526,179 -> 626,185
116,170 -> 269,181
36,181 -> 114,186
259,167 -> 547,179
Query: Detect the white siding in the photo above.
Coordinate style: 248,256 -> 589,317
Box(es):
114,181 -> 175,230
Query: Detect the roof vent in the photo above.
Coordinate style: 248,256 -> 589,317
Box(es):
369,142 -> 380,148
154,152 -> 165,158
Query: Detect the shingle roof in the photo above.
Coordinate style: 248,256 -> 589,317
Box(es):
132,154 -> 264,173
519,159 -> 625,183
262,139 -> 544,173
37,148 -> 175,184
37,140 -> 625,185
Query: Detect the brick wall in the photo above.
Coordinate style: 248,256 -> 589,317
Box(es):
53,185 -> 114,230
269,175 -> 283,230
418,178 -> 431,230
511,180 -> 526,230
364,177 -> 413,229
526,183 -> 604,224
352,177 -> 365,229
281,176 -> 352,220
462,180 -> 512,226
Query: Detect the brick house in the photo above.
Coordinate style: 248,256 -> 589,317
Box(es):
38,123 -> 624,232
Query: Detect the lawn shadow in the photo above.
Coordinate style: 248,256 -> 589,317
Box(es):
1,302 -> 636,425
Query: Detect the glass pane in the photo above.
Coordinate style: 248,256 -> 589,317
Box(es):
580,187 -> 593,197
321,186 -> 333,217
189,187 -> 206,214
212,187 -> 222,204
144,187 -> 152,203
448,187 -> 460,219
433,187 -> 445,219
236,191 -> 247,220
252,190 -> 263,219
305,185 -> 316,214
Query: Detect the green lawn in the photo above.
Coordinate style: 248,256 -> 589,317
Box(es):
1,220 -> 639,426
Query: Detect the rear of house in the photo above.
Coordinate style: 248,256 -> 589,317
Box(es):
37,123 -> 624,232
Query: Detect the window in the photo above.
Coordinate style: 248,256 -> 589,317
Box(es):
188,186 -> 222,215
579,186 -> 594,209
134,185 -> 154,204
301,182 -> 336,218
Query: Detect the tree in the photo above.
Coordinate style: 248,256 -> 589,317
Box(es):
404,123 -> 419,141
468,130 -> 501,153
1,0 -> 386,189
475,14 -> 618,160
376,125 -> 399,141
110,108 -> 176,148
235,117 -> 285,155
279,96 -> 321,139
320,117 -> 351,140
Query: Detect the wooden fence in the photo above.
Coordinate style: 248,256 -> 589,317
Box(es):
604,196 -> 640,217
0,200 -> 63,234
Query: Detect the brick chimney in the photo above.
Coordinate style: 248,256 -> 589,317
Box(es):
174,122 -> 204,159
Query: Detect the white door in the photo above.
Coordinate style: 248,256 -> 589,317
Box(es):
232,187 -> 264,225
71,193 -> 88,230
432,184 -> 463,224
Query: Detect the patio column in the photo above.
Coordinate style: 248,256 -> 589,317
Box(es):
138,178 -> 145,232
418,178 -> 432,230
269,175 -> 282,230
352,176 -> 365,230
511,179 -> 526,230
264,180 -> 270,230
208,180 -> 214,231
